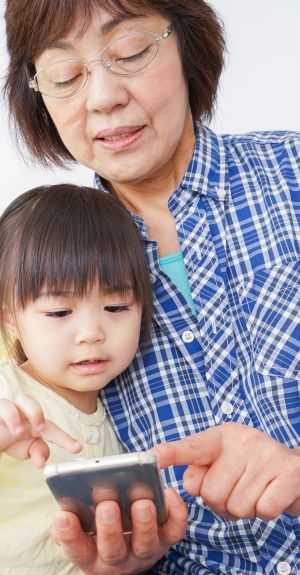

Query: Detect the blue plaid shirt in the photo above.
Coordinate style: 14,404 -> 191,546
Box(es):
96,125 -> 300,575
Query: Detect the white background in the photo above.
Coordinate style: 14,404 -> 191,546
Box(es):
0,0 -> 299,212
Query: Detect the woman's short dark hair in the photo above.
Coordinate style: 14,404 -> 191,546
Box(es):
4,0 -> 225,166
0,183 -> 152,361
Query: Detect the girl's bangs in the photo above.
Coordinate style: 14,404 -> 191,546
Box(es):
15,195 -> 143,306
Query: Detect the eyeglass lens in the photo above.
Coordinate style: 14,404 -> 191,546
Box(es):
35,31 -> 159,98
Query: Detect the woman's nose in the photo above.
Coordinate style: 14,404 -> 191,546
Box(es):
85,62 -> 130,113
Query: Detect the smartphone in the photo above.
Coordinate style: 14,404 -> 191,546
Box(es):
43,451 -> 167,533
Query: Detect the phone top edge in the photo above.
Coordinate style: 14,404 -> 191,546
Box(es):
43,450 -> 158,478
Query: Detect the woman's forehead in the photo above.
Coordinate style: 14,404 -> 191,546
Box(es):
65,11 -> 157,42
35,10 -> 165,63
29,1 -> 157,58
37,5 -> 159,54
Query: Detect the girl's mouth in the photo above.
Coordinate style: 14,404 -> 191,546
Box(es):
72,359 -> 108,374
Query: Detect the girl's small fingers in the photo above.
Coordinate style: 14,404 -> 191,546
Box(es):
5,437 -> 49,467
0,395 -> 81,454
28,437 -> 50,468
14,393 -> 45,432
42,419 -> 82,454
0,398 -> 25,435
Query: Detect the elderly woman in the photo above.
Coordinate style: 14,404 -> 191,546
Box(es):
4,0 -> 300,574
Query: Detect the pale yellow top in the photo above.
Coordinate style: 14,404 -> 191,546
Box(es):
0,338 -> 8,357
0,359 -> 122,575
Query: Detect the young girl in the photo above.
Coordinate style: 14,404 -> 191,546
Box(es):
0,184 -> 152,574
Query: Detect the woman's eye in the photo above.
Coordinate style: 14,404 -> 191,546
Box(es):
104,305 -> 129,313
118,47 -> 150,64
53,74 -> 82,88
45,310 -> 71,318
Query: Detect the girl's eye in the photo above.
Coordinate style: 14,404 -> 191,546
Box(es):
45,310 -> 72,318
104,305 -> 129,313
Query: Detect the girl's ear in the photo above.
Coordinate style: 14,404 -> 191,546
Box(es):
2,309 -> 19,340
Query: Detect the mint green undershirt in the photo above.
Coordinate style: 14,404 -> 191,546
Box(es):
159,252 -> 196,314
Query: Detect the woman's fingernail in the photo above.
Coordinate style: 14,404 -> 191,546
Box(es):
99,504 -> 118,524
135,503 -> 152,522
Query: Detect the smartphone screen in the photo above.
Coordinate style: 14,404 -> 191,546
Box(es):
44,451 -> 167,533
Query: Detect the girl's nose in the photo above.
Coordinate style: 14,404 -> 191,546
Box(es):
75,319 -> 105,345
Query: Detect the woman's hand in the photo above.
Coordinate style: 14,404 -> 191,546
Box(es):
52,487 -> 187,575
154,422 -> 300,520
0,393 -> 82,467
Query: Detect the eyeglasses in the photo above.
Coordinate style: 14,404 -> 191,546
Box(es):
28,25 -> 172,100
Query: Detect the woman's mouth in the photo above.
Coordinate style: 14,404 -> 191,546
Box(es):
94,126 -> 144,151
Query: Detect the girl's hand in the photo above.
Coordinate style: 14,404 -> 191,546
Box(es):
0,393 -> 82,467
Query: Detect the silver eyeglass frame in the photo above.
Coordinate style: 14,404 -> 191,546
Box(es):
28,24 -> 173,99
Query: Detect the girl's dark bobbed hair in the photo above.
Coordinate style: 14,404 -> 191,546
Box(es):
0,184 -> 152,360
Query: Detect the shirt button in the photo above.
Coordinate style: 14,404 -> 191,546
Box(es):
149,273 -> 156,284
221,400 -> 233,417
86,427 -> 101,444
182,330 -> 195,343
277,562 -> 291,575
215,186 -> 226,199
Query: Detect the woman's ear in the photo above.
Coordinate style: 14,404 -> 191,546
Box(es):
2,309 -> 19,340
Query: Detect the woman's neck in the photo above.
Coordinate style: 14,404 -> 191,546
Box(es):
112,175 -> 184,257
110,118 -> 195,217
108,116 -> 195,256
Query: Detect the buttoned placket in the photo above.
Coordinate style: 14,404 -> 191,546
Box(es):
146,187 -> 248,426
183,193 -> 245,422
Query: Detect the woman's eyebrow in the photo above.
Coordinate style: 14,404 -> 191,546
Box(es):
45,15 -> 144,51
100,15 -> 140,36
44,40 -> 73,52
